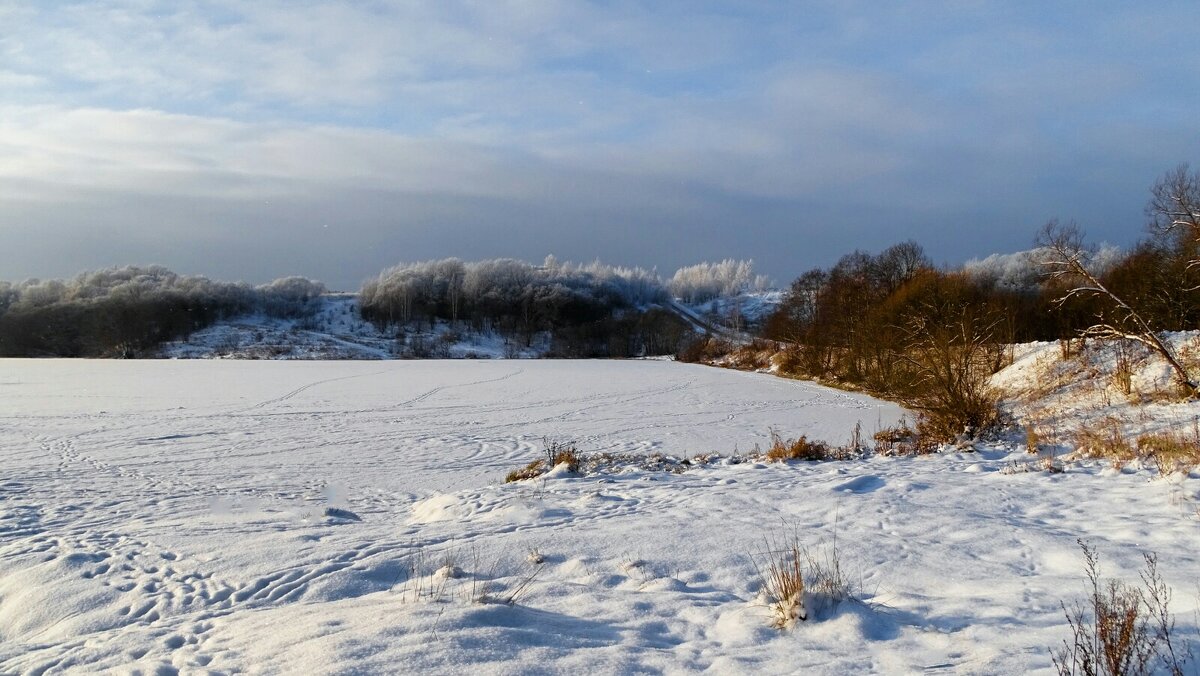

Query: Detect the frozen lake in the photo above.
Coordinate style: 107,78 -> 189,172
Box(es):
1,360 -> 1195,674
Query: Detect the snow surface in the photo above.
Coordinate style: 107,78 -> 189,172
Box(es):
2,359 -> 1198,674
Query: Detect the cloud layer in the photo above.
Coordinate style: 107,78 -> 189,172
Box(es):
2,1 -> 1198,288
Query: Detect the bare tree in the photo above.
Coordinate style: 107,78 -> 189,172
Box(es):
1148,163 -> 1200,275
897,295 -> 1003,440
1036,220 -> 1198,398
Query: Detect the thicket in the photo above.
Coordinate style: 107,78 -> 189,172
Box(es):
0,266 -> 325,357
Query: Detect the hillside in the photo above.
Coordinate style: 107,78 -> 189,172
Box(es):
155,293 -> 781,360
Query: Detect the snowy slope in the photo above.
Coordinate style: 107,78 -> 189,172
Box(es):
158,294 -> 394,360
674,291 -> 783,340
156,292 -> 781,360
991,332 -> 1200,449
157,294 -> 536,360
1,360 -> 1197,674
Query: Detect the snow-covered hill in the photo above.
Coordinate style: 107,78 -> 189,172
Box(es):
157,294 -> 541,360
155,292 -> 783,360
990,332 -> 1200,454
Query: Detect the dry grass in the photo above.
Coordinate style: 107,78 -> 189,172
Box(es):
764,430 -> 831,462
504,439 -> 584,482
753,530 -> 857,630
1073,419 -> 1136,461
1053,541 -> 1192,676
394,548 -> 457,604
1137,425 -> 1200,476
755,535 -> 808,629
504,460 -> 547,483
396,546 -> 547,607
477,557 -> 545,605
1063,416 -> 1200,475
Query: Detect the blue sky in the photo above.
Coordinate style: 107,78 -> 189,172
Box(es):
2,1 -> 1198,289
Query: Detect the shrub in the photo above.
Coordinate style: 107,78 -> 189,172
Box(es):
1053,540 -> 1192,676
764,430 -> 830,462
1039,455 -> 1065,474
675,336 -> 734,363
503,439 -> 583,482
543,439 -> 581,472
911,389 -> 1001,447
873,420 -> 922,456
1026,424 -> 1044,455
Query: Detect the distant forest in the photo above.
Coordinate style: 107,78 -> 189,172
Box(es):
0,267 -> 327,357
0,258 -> 762,358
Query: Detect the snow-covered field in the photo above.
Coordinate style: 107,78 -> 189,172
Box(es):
1,360 -> 1197,674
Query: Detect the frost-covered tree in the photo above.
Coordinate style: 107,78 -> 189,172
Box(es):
0,266 -> 326,357
1148,163 -> 1200,267
668,260 -> 756,303
359,256 -> 676,350
256,277 -> 327,318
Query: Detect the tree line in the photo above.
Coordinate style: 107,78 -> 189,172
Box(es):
0,257 -> 768,359
755,164 -> 1200,439
0,266 -> 325,357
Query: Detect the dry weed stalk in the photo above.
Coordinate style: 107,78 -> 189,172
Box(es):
756,536 -> 808,629
1052,541 -> 1192,676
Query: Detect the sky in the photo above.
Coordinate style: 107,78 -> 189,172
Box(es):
1,1 -> 1198,291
